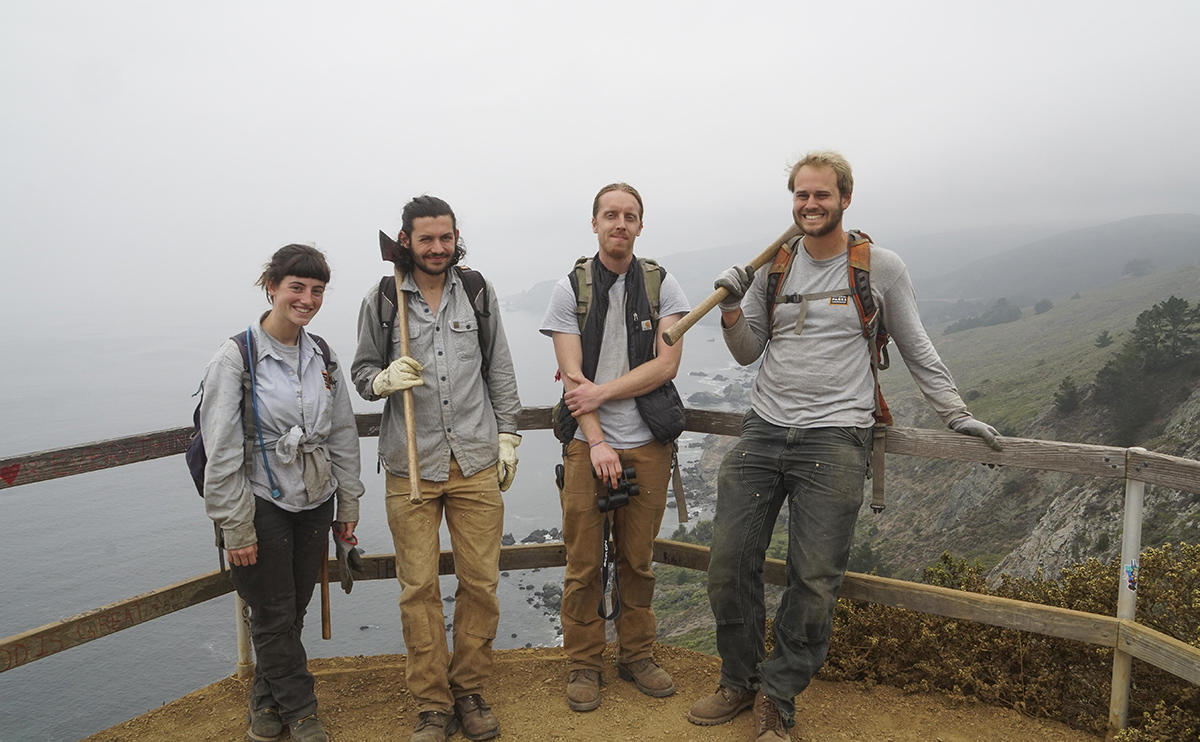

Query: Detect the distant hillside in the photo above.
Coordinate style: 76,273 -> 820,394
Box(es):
917,213 -> 1200,305
867,264 -> 1200,580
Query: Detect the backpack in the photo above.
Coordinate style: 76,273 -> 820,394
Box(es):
186,328 -> 333,497
377,266 -> 492,377
567,256 -> 663,332
765,230 -> 893,427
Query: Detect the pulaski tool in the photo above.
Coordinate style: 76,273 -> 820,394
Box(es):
380,230 -> 424,505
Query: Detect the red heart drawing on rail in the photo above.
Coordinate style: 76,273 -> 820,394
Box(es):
0,464 -> 20,485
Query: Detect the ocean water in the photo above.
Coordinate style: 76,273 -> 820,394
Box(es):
0,308 -> 740,741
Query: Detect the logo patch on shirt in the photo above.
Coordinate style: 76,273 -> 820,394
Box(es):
640,319 -> 653,331
829,296 -> 849,305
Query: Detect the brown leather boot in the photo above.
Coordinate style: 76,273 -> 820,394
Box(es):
754,692 -> 789,741
616,657 -> 676,697
410,710 -> 458,742
687,685 -> 755,725
246,706 -> 283,741
453,694 -> 499,740
565,669 -> 602,712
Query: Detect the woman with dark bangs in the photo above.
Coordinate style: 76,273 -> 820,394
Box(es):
198,244 -> 363,742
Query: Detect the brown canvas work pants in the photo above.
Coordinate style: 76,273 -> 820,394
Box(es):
559,438 -> 671,672
385,458 -> 503,712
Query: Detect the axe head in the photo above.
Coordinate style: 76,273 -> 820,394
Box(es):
379,230 -> 404,264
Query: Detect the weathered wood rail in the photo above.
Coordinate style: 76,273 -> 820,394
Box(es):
2,406 -> 1199,735
5,407 -> 1194,492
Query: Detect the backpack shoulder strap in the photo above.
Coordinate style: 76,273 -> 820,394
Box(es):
454,265 -> 493,380
765,236 -> 800,325
568,256 -> 592,333
232,331 -> 253,371
231,330 -> 257,435
307,332 -> 337,391
378,275 -> 397,365
638,257 -> 664,322
455,265 -> 490,318
846,232 -> 875,335
845,231 -> 893,427
308,333 -> 335,368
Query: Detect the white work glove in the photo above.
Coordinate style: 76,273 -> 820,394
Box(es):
949,416 -> 1004,451
496,432 -> 521,492
372,356 -> 425,398
715,265 -> 755,311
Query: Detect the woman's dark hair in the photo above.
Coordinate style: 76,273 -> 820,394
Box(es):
256,244 -> 331,302
392,195 -> 467,273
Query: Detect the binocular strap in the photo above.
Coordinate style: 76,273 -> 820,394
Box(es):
597,515 -> 621,620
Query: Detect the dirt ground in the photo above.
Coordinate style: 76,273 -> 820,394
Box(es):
87,644 -> 1100,741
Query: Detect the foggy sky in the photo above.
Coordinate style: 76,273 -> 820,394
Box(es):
3,1 -> 1199,340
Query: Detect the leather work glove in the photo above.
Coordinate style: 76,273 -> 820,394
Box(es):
334,528 -> 364,594
949,416 -> 1004,451
372,356 -> 424,398
715,265 -> 755,311
496,432 -> 522,492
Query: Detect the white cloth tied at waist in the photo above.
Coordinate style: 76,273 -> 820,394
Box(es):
276,425 -> 332,504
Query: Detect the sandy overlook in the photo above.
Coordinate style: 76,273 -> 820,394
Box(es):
86,644 -> 1098,741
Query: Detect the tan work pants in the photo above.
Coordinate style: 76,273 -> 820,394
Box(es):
385,458 -> 503,712
560,438 -> 670,672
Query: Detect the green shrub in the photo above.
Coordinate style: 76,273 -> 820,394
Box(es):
763,544 -> 1200,736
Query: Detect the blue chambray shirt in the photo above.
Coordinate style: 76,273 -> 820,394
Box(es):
199,319 -> 364,549
351,269 -> 521,481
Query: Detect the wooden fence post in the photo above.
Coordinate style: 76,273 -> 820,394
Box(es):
1107,446 -> 1147,735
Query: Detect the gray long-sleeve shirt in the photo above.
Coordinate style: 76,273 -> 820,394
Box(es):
351,269 -> 521,481
199,321 -> 364,550
724,240 -> 972,429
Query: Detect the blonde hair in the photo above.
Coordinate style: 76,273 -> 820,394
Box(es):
787,151 -> 853,196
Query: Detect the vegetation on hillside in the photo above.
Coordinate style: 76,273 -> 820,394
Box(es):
816,545 -> 1200,740
862,270 -> 1200,581
944,297 -> 1022,334
1086,295 -> 1200,444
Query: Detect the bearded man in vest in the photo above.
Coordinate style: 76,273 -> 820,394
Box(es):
540,183 -> 691,712
351,195 -> 521,742
687,152 -> 1003,741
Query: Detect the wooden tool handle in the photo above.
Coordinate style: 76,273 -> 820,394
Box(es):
320,533 -> 331,640
662,224 -> 801,346
395,268 -> 424,505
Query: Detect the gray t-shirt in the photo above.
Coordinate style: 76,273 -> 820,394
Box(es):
540,268 -> 689,448
724,241 -> 970,429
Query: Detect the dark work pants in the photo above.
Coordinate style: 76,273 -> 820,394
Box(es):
230,496 -> 333,723
707,411 -> 872,726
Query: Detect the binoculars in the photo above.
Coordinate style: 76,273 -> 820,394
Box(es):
596,466 -> 639,512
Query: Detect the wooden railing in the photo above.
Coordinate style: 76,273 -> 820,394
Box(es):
3,406 -> 1199,735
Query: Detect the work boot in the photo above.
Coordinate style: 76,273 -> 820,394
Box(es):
288,714 -> 329,742
754,692 -> 789,741
411,710 -> 458,742
616,657 -> 676,697
246,706 -> 283,741
687,685 -> 755,725
454,694 -> 499,740
565,669 -> 602,712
